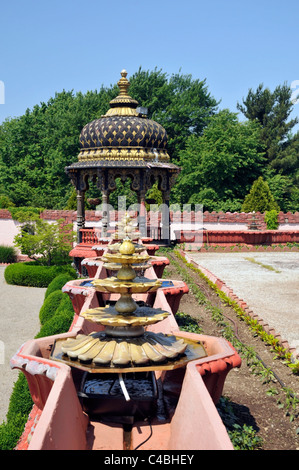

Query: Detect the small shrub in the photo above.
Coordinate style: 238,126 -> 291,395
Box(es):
0,412 -> 30,450
0,245 -> 17,264
217,397 -> 263,450
45,273 -> 75,299
228,423 -> 263,450
6,372 -> 33,420
265,209 -> 279,230
4,263 -> 76,287
39,290 -> 65,325
13,216 -> 75,266
176,311 -> 203,334
242,176 -> 280,212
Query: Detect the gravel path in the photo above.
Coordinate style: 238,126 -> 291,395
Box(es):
188,252 -> 299,356
0,266 -> 46,423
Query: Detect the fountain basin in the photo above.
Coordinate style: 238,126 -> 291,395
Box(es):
91,277 -> 162,294
93,243 -> 160,256
62,277 -> 189,315
50,331 -> 206,369
11,326 -> 240,450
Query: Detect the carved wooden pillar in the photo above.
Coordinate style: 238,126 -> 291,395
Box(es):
76,190 -> 85,243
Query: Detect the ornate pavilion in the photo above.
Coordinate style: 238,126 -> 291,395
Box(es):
65,70 -> 180,243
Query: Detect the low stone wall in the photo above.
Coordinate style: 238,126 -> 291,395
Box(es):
176,229 -> 299,246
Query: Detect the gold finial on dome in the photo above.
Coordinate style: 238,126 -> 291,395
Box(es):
104,69 -> 139,117
117,69 -> 130,96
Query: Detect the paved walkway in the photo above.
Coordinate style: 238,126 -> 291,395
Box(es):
0,267 -> 46,423
188,252 -> 299,357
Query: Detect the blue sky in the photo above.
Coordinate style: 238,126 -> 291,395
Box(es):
1,0 -> 299,128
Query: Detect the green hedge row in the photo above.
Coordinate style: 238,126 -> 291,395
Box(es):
4,262 -> 76,287
0,271 -> 77,450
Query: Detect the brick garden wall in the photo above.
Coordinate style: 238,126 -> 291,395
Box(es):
36,209 -> 299,229
0,209 -> 299,248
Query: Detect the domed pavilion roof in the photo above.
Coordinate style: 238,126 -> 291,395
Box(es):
78,70 -> 170,163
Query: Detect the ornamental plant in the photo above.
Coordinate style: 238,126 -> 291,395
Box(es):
0,245 -> 17,263
264,209 -> 279,230
242,176 -> 280,213
14,215 -> 75,266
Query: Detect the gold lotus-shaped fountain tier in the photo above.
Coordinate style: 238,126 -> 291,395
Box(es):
51,238 -> 208,370
104,240 -> 150,273
59,331 -> 189,367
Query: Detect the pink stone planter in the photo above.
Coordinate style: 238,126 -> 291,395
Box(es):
11,335 -> 89,450
12,324 -> 240,450
158,279 -> 189,314
62,279 -> 97,315
81,258 -> 104,278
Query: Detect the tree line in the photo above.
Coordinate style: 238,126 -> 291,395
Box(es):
0,67 -> 298,213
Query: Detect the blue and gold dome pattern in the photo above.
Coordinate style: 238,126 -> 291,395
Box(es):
78,70 -> 170,162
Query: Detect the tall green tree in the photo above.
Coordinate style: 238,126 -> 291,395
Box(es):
0,68 -> 218,209
0,87 -> 116,208
237,83 -> 299,172
173,110 -> 266,211
237,83 -> 299,211
129,68 -> 219,162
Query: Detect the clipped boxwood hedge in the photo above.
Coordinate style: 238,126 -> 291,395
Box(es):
39,290 -> 65,325
45,273 -> 74,298
35,310 -> 74,339
0,373 -> 33,450
4,262 -> 76,287
0,272 -> 77,450
39,291 -> 74,326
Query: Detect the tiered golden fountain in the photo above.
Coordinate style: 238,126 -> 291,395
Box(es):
51,215 -> 206,371
50,222 -> 207,422
56,238 -> 192,367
